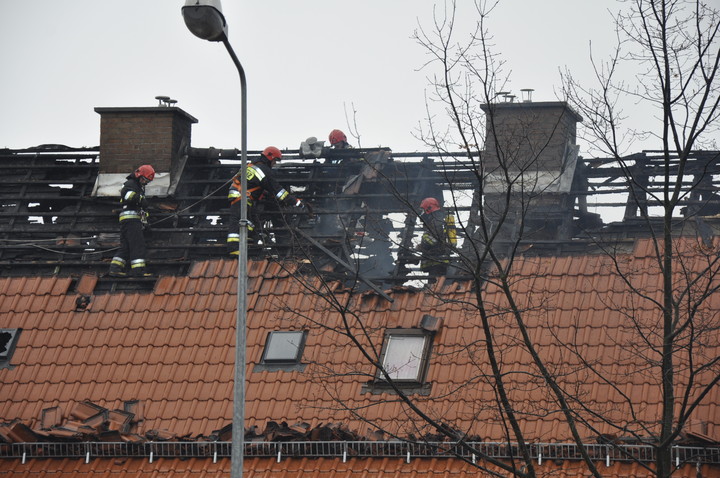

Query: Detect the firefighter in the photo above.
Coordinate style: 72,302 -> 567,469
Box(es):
227,146 -> 305,255
108,165 -> 155,277
324,129 -> 353,166
328,129 -> 350,149
417,197 -> 457,282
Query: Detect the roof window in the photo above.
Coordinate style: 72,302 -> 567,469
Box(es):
379,330 -> 431,382
363,328 -> 434,395
0,329 -> 21,369
254,330 -> 307,373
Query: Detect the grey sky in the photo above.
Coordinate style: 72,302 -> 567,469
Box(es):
1,1 -> 642,155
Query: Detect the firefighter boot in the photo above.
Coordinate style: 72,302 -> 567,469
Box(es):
130,259 -> 153,277
108,257 -> 127,277
108,266 -> 127,278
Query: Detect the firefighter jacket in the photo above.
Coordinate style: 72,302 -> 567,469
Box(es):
118,176 -> 148,223
228,159 -> 299,207
418,210 -> 457,268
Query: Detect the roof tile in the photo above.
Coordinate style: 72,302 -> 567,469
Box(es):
75,274 -> 98,296
2,237 -> 719,475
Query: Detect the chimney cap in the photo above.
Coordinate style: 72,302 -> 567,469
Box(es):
479,101 -> 583,123
94,106 -> 199,124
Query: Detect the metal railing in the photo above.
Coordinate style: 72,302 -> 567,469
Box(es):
1,441 -> 718,466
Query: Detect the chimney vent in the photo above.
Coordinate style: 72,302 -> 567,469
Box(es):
155,96 -> 178,107
495,91 -> 511,103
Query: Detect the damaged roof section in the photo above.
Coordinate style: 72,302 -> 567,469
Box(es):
0,144 -> 456,286
2,104 -> 720,290
0,399 -> 373,447
2,400 -> 717,465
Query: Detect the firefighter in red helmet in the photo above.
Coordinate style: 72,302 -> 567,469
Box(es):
108,165 -> 155,277
328,129 -> 350,149
227,147 -> 305,254
416,197 -> 457,282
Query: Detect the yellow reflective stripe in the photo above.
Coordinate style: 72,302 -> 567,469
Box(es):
422,233 -> 438,245
119,211 -> 141,221
277,189 -> 289,200
248,164 -> 265,180
111,257 -> 126,267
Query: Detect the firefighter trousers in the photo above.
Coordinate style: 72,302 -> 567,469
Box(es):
110,219 -> 148,275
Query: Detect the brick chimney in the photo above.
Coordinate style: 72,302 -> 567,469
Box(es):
480,101 -> 582,178
479,101 -> 584,241
92,106 -> 198,197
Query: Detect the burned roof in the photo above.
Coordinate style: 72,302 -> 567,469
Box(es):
2,143 -> 720,290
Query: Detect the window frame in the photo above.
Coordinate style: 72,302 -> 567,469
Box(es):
376,328 -> 433,385
0,328 -> 21,370
259,330 -> 307,365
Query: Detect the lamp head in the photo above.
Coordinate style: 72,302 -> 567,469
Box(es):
182,0 -> 228,42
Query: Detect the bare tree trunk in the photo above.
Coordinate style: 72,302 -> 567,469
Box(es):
564,1 -> 720,476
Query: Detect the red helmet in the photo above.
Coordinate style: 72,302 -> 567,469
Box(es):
134,164 -> 155,181
420,197 -> 441,214
328,129 -> 347,146
262,146 -> 282,164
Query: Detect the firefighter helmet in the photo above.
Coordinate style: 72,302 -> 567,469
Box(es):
420,197 -> 441,214
328,129 -> 347,146
134,164 -> 155,182
262,146 -> 282,164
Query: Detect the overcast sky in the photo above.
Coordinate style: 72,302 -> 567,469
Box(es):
1,1 -> 664,155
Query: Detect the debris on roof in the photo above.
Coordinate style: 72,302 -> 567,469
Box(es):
0,400 -> 400,446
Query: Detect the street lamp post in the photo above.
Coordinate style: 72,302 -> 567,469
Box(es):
181,2 -> 247,477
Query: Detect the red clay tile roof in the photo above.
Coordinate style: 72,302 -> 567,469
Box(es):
1,238 -> 719,475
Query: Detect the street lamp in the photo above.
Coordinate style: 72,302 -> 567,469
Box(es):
182,2 -> 248,477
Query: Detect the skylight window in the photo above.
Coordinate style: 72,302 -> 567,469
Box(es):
378,329 -> 432,383
261,330 -> 306,364
0,329 -> 21,369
